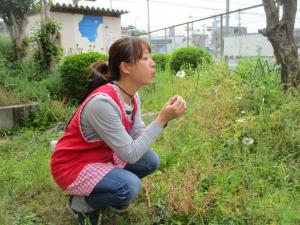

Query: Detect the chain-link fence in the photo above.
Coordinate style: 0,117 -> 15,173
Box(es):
139,4 -> 300,68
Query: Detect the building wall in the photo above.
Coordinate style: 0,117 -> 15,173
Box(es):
25,12 -> 121,55
224,33 -> 274,57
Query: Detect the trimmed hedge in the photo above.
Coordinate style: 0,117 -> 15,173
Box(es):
151,53 -> 170,71
169,47 -> 212,73
60,52 -> 108,102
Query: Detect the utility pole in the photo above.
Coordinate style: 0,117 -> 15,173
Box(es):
73,0 -> 79,7
147,0 -> 151,45
225,0 -> 229,36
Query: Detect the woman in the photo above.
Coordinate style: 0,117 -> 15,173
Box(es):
50,37 -> 187,225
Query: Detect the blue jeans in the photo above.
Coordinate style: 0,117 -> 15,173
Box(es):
85,150 -> 160,209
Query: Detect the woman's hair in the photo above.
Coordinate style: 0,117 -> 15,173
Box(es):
82,37 -> 151,102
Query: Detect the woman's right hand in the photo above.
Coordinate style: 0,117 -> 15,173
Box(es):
156,95 -> 187,127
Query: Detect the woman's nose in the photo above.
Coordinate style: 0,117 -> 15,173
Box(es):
150,58 -> 155,67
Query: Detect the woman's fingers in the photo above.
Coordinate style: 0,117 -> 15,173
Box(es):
170,96 -> 187,116
167,95 -> 178,105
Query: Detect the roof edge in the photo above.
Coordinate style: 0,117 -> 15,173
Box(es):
50,3 -> 128,17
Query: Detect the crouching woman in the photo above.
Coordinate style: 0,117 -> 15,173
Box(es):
50,37 -> 187,225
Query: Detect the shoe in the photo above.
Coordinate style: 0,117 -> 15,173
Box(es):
67,197 -> 100,225
110,204 -> 129,213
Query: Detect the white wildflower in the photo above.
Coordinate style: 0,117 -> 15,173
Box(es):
241,111 -> 246,114
236,118 -> 246,123
242,137 -> 254,145
176,70 -> 185,78
235,96 -> 242,100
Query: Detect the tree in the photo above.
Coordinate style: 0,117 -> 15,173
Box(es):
0,0 -> 38,61
259,0 -> 300,89
40,0 -> 50,24
35,0 -> 62,72
122,25 -> 146,37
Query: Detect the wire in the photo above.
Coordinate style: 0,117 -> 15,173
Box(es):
112,0 -> 224,11
151,0 -> 225,11
152,0 -> 256,7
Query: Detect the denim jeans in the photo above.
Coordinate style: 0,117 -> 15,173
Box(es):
85,149 -> 160,209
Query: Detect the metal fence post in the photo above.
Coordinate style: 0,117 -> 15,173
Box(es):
165,28 -> 168,53
187,23 -> 189,47
220,15 -> 224,59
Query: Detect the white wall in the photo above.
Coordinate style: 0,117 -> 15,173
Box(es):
26,12 -> 122,55
25,14 -> 41,36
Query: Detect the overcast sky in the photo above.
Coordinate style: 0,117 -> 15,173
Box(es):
54,0 -> 300,34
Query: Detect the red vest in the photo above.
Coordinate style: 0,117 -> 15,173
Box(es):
50,83 -> 137,190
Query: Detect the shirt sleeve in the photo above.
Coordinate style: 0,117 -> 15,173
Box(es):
84,95 -> 163,164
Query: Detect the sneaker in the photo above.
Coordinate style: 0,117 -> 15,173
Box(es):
67,197 -> 100,225
110,204 -> 129,213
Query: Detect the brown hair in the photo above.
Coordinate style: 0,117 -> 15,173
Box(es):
83,37 -> 151,102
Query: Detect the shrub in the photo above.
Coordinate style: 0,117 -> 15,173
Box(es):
169,47 -> 212,73
152,53 -> 170,71
60,52 -> 108,102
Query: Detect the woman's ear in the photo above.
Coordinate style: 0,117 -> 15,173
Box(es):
119,62 -> 131,75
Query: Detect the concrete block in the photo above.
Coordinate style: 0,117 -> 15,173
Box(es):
0,102 -> 39,130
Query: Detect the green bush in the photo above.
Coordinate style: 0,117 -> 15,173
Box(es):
169,47 -> 212,73
60,52 -> 108,102
152,53 -> 170,71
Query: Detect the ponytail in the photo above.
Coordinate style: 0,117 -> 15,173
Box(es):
81,61 -> 110,103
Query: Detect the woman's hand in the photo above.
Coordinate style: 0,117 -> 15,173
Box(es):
156,95 -> 187,127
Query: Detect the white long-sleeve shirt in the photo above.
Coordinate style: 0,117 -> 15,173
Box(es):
80,84 -> 163,164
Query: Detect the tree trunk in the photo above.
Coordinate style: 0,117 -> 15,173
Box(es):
9,11 -> 28,61
259,0 -> 300,89
40,0 -> 56,72
41,0 -> 50,24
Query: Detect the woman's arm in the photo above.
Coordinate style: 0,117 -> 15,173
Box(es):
83,95 -> 163,164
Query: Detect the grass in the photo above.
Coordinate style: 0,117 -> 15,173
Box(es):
0,59 -> 299,224
0,86 -> 25,106
0,33 -> 12,52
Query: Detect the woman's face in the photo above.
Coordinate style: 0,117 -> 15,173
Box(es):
128,48 -> 156,86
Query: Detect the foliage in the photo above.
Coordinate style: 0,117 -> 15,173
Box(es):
169,47 -> 212,73
0,0 -> 39,61
0,58 -> 74,129
235,57 -> 280,86
60,51 -> 108,103
0,58 -> 299,224
32,19 -> 63,72
0,0 -> 37,26
151,53 -> 170,71
0,34 -> 17,66
0,34 -> 12,53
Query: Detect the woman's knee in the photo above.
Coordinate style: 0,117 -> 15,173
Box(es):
114,174 -> 141,204
146,150 -> 160,172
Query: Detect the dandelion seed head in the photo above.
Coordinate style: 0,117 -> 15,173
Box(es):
242,137 -> 254,145
176,70 -> 185,78
236,118 -> 246,123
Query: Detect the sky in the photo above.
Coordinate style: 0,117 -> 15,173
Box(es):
54,0 -> 300,34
